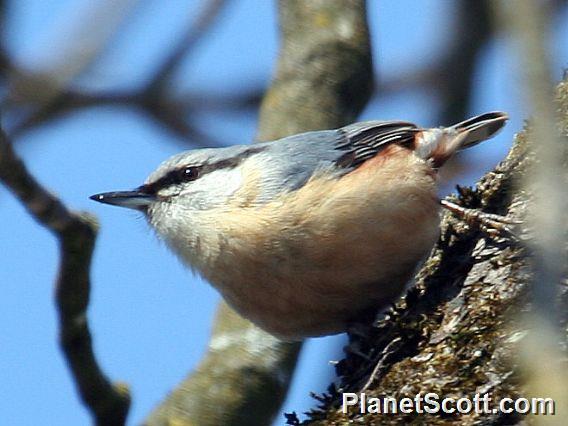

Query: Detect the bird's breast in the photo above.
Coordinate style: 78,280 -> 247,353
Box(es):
165,147 -> 440,339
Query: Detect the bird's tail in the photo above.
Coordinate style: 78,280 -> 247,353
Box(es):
451,111 -> 509,149
414,111 -> 508,168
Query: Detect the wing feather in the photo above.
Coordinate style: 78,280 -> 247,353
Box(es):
336,121 -> 419,168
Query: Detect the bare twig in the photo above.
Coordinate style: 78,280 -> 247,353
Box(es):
140,0 -> 230,142
7,0 -> 139,108
8,0 -> 229,146
0,128 -> 130,426
145,0 -> 229,93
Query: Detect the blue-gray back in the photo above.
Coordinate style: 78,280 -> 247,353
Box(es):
250,120 -> 418,202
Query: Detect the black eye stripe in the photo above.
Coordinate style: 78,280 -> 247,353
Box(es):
144,145 -> 266,194
148,166 -> 200,191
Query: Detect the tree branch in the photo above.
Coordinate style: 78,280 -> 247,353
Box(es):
0,130 -> 130,425
6,0 -> 229,147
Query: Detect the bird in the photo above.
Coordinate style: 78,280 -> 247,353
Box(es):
91,111 -> 508,340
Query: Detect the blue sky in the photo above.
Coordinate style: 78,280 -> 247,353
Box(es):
1,1 -> 567,425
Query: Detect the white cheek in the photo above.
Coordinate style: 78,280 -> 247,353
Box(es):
147,202 -> 172,235
182,168 -> 244,201
147,167 -> 244,262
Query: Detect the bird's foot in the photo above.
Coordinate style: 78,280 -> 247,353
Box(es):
441,199 -> 521,238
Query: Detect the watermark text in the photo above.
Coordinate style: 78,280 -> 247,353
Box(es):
342,392 -> 555,415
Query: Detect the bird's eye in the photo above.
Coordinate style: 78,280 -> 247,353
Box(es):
177,166 -> 200,183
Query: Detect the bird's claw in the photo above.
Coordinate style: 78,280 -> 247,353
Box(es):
440,199 -> 521,238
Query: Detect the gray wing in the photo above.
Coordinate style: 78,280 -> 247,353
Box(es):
250,120 -> 419,204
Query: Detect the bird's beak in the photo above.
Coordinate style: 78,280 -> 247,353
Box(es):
89,189 -> 155,211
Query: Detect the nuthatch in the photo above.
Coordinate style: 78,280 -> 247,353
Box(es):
91,112 -> 508,340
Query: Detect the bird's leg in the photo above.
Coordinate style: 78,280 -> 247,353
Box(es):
440,199 -> 521,237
